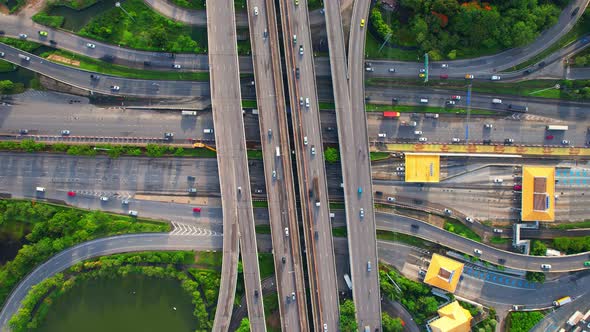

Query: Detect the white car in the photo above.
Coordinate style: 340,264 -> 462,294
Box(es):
452,137 -> 461,143
19,33 -> 28,39
474,249 -> 482,255
494,178 -> 503,183
418,137 -> 427,142
86,43 -> 96,48
365,67 -> 374,72
172,64 -> 181,69
272,170 -> 277,179
540,264 -> 551,270
388,68 -> 395,73
100,196 -> 109,201
0,52 -> 4,58
61,130 -> 71,136
414,130 -> 423,135
466,217 -> 474,223
446,100 -> 456,105
311,146 -> 316,155
562,140 -> 570,145
359,208 -> 364,218
387,197 -> 395,202
485,123 -> 493,128
441,63 -> 448,68
299,45 -> 304,55
493,228 -> 503,233
378,133 -> 387,138
253,6 -> 259,15
111,85 -> 120,91
303,136 -> 308,145
491,75 -> 501,81
284,227 -> 289,236
444,208 -> 452,215
128,210 -> 138,216
396,167 -> 404,171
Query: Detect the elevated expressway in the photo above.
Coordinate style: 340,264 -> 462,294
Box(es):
277,0 -> 340,329
245,0 -> 309,329
206,0 -> 265,330
323,0 -> 381,329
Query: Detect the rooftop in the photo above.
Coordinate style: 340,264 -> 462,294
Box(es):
521,166 -> 555,221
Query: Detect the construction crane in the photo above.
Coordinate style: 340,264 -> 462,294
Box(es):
192,141 -> 216,152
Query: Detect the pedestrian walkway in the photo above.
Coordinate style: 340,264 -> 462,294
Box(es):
464,266 -> 538,289
556,168 -> 590,186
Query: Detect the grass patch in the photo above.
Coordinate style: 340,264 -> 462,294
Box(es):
551,220 -> 590,230
376,230 -> 427,248
444,219 -> 482,242
41,49 -> 209,81
252,200 -> 268,208
241,100 -> 257,108
195,251 -> 223,268
47,0 -> 99,10
78,0 -> 204,53
32,12 -> 65,28
318,102 -> 336,110
370,152 -> 390,161
365,103 -> 496,115
247,150 -> 263,160
332,226 -> 347,237
490,236 -> 510,245
507,311 -> 545,332
258,253 -> 274,279
365,30 -> 420,61
329,202 -> 345,210
0,37 -> 42,53
263,292 -> 279,318
505,8 -> 590,71
255,225 -> 271,234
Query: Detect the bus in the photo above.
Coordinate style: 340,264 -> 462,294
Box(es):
344,274 -> 352,290
383,111 -> 400,118
546,125 -> 568,131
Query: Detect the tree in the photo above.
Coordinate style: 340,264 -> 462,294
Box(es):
236,318 -> 250,332
530,240 -> 547,256
0,80 -> 15,93
324,147 -> 340,163
525,271 -> 545,283
339,299 -> 358,332
382,312 -> 404,332
575,56 -> 588,67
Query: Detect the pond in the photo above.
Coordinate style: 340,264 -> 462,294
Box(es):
35,274 -> 198,332
46,0 -> 119,31
0,221 -> 31,265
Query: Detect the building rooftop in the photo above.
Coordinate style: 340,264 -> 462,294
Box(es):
423,254 -> 464,293
521,166 -> 555,221
429,301 -> 472,332
404,153 -> 440,183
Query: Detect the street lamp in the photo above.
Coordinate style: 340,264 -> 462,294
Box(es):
115,2 -> 135,21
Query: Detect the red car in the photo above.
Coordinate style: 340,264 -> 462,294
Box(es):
67,191 -> 76,197
546,135 -> 554,139
440,74 -> 449,79
192,207 -> 202,213
451,95 -> 461,100
513,185 -> 522,191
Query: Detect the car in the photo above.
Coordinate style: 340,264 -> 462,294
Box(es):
272,170 -> 277,179
294,0 -> 298,5
192,207 -> 201,213
254,290 -> 259,298
299,97 -> 304,106
451,95 -> 461,100
419,98 -> 428,103
491,75 -> 501,81
90,74 -> 100,80
452,138 -> 461,143
378,133 -> 387,138
367,261 -> 372,272
61,130 -> 70,136
419,68 -> 426,73
392,97 -> 399,102
572,6 -> 580,17
299,45 -> 304,55
295,67 -> 300,78
172,64 -> 181,69
493,178 -> 503,183
253,6 -> 259,15
327,127 -> 335,131
446,100 -> 456,105
465,74 -> 474,79
444,208 -> 452,215
419,73 -> 425,78
38,30 -> 48,37
100,196 -> 109,201
411,224 -> 419,230
466,217 -> 474,223
19,33 -> 28,39
255,189 -> 263,194
396,167 -> 404,171
128,210 -> 138,216
263,29 -> 268,38
111,85 -> 120,91
584,261 -> 590,267
440,74 -> 449,79
387,197 -> 395,202
414,130 -> 423,135
504,138 -> 514,144
358,187 -> 362,194
513,184 -> 522,191
493,228 -> 503,233
524,69 -> 533,75
492,98 -> 502,104
67,191 -> 76,197
562,140 -> 570,145
365,67 -> 374,72
359,208 -> 364,218
484,123 -> 493,128
291,292 -> 296,301
418,137 -> 427,142
282,256 -> 286,264
324,323 -> 328,332
122,199 -> 129,205
546,135 -> 554,139
86,43 -> 96,48
441,63 -> 448,68
483,139 -> 492,145
188,188 -> 197,193
311,146 -> 316,155
360,19 -> 365,27
284,227 -> 289,236
388,68 -> 395,73
474,249 -> 482,255
0,52 -> 4,57
19,129 -> 29,135
164,132 -> 174,139
36,187 -> 46,192
540,264 -> 552,270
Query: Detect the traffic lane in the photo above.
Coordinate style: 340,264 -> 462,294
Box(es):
0,233 -> 223,330
376,212 -> 590,272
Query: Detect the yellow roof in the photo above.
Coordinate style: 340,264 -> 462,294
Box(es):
429,301 -> 472,332
404,154 -> 440,182
521,166 -> 555,221
423,254 -> 464,293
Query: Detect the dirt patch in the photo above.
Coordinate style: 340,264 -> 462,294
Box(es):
47,54 -> 81,67
0,4 -> 9,14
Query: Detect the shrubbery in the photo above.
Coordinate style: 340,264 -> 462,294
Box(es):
508,311 -> 544,332
32,12 -> 65,28
339,299 -> 357,332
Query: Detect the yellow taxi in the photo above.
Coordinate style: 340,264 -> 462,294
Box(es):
360,19 -> 365,27
419,73 -> 425,78
465,74 -> 474,79
295,0 -> 299,5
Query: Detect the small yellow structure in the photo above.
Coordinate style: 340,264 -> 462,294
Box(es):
521,166 -> 555,221
404,153 -> 440,183
423,254 -> 464,293
429,301 -> 473,332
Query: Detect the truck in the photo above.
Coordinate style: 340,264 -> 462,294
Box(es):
546,125 -> 568,131
18,54 -> 30,61
507,104 -> 528,112
424,113 -> 439,119
252,109 -> 259,115
383,111 -> 400,118
275,146 -> 280,157
400,121 -> 417,127
553,296 -> 572,307
344,274 -> 352,290
567,311 -> 583,326
181,110 -> 197,116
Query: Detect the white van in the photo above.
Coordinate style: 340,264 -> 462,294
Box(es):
305,97 -> 310,108
492,98 -> 502,104
203,128 -> 213,134
181,110 -> 197,116
420,98 -> 429,103
275,146 -> 280,157
36,187 -> 46,192
128,210 -> 138,216
378,133 -> 387,138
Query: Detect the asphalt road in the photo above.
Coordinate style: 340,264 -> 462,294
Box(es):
246,0 -> 309,329
278,0 -> 340,329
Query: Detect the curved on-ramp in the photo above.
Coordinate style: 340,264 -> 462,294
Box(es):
0,233 -> 222,331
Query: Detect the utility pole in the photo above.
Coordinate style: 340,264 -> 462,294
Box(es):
115,2 -> 135,21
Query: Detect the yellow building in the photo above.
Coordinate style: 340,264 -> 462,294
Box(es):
404,153 -> 440,182
429,301 -> 473,332
521,166 -> 555,221
423,254 -> 464,293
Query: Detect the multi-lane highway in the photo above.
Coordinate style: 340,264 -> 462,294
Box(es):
245,0 -> 309,329
206,0 -> 266,330
277,0 -> 340,329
